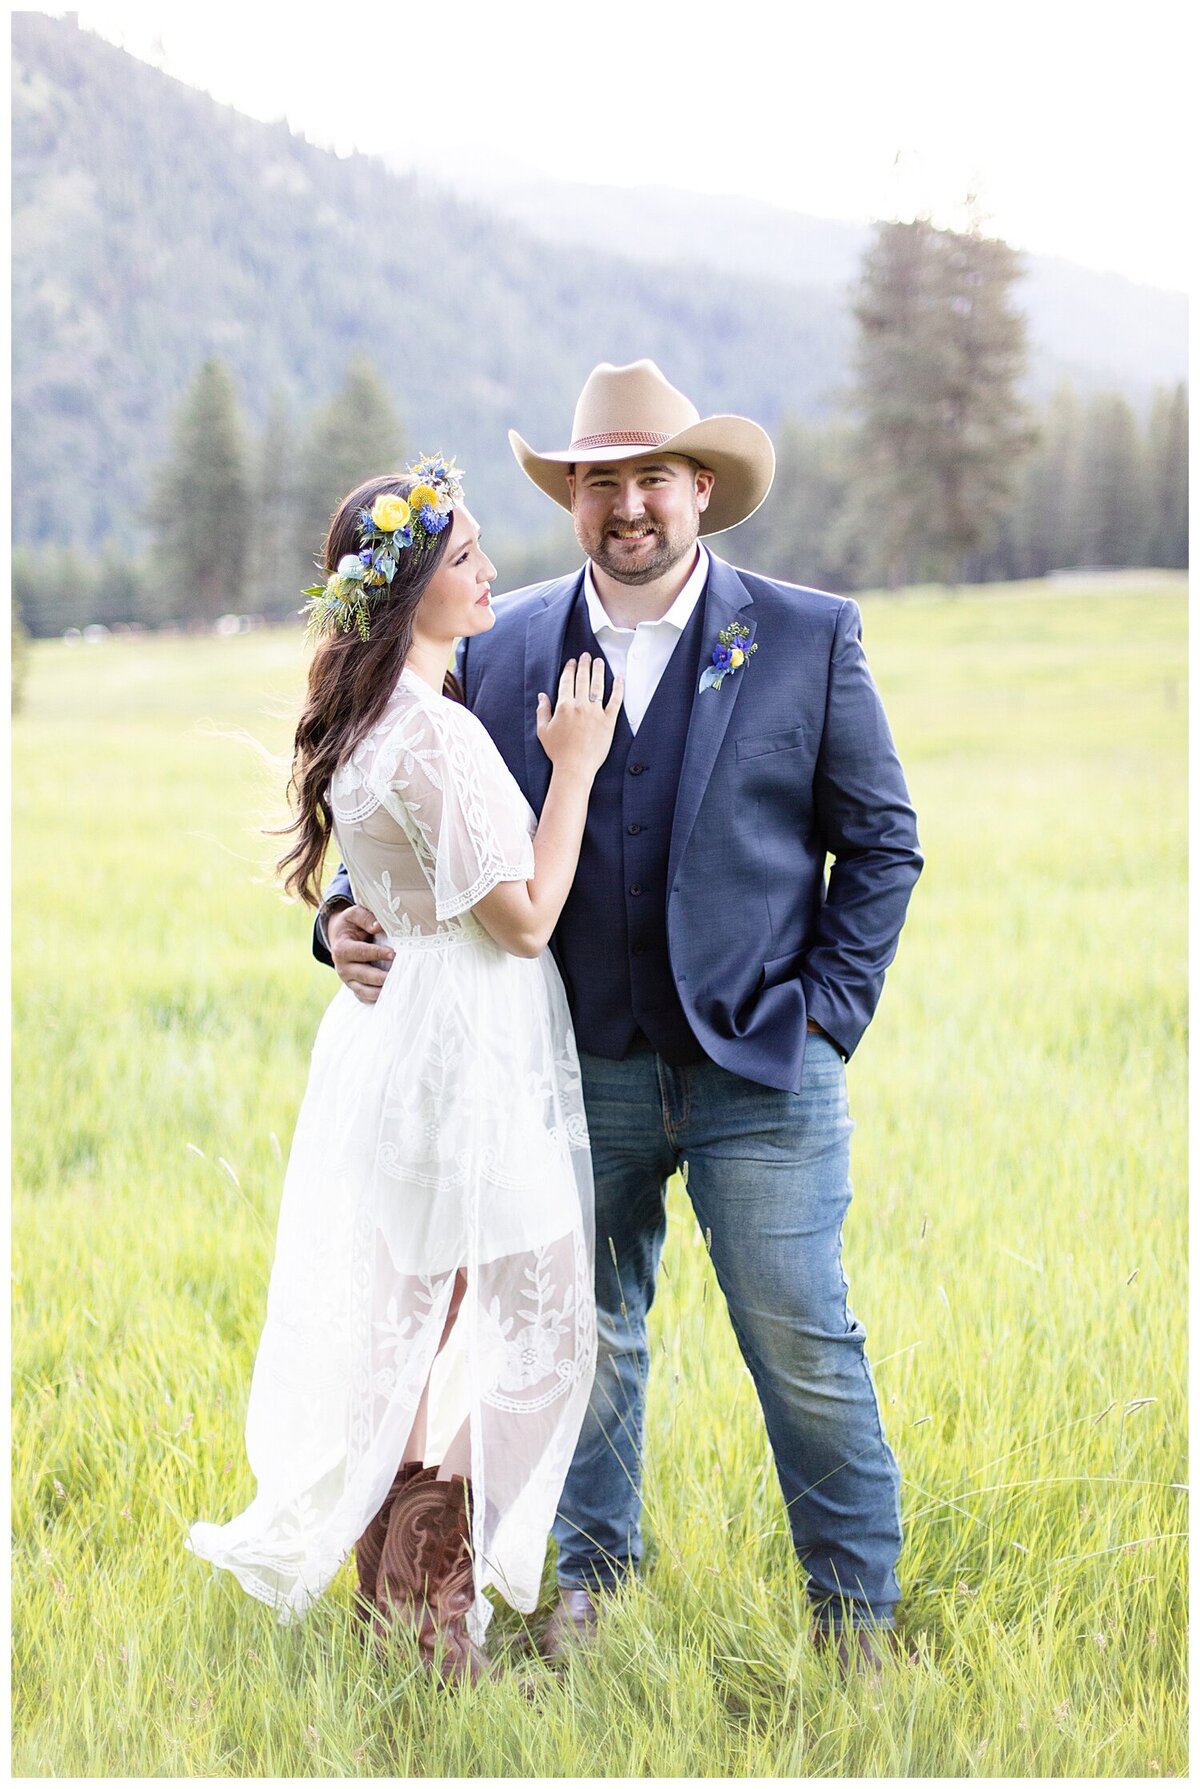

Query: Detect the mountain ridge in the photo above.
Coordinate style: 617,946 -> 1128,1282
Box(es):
415,166 -> 1186,400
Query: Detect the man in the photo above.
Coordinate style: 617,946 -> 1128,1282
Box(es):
317,360 -> 922,1672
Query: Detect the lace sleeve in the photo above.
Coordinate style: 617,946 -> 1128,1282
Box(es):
376,699 -> 535,922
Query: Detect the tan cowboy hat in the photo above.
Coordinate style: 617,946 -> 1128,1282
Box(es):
508,359 -> 776,536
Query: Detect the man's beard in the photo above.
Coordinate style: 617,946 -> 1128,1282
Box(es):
583,517 -> 698,585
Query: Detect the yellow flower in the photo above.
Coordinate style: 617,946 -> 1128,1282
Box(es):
364,569 -> 387,587
371,493 -> 411,532
406,483 -> 438,515
730,648 -> 745,668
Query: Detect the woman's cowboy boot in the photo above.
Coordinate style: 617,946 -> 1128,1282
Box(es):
374,1470 -> 492,1683
353,1461 -> 425,1625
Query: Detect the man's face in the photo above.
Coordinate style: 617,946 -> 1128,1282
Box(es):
567,454 -> 714,585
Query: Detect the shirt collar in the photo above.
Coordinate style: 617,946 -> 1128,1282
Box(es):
583,543 -> 710,637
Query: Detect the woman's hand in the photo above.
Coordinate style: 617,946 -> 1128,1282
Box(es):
535,653 -> 624,780
477,655 -> 624,958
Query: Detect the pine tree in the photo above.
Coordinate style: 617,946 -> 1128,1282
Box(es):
296,359 -> 403,579
1012,382 -> 1084,576
850,216 -> 1032,585
848,219 -> 945,586
150,359 -> 251,621
1145,382 -> 1188,568
249,389 -> 302,616
1077,393 -> 1146,567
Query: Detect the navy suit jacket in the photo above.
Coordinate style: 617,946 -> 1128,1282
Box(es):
315,554 -> 922,1091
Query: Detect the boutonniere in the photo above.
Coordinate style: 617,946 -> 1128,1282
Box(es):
699,620 -> 758,693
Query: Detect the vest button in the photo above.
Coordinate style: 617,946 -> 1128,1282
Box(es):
627,823 -> 642,835
629,884 -> 643,897
633,943 -> 647,957
628,762 -> 645,775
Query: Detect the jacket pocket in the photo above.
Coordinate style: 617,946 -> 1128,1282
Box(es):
760,948 -> 805,991
736,726 -> 806,761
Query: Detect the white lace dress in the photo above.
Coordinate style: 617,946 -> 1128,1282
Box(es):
187,668 -> 596,1638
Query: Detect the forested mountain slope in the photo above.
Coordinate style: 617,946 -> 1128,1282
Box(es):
12,14 -> 839,548
12,12 -> 1186,554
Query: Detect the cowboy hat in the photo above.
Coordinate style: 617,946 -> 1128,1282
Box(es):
508,360 -> 776,536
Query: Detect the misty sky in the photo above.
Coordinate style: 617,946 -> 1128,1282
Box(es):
71,1 -> 1190,291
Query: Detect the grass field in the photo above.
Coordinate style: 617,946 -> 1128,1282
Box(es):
11,576 -> 1188,1777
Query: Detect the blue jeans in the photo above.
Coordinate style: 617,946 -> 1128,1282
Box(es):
552,1038 -> 902,1630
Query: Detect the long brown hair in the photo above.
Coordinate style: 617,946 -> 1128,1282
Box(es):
275,472 -> 460,906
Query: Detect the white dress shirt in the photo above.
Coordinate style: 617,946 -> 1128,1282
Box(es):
583,545 -> 711,734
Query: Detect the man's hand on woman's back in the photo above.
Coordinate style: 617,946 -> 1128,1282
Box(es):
326,905 -> 394,1004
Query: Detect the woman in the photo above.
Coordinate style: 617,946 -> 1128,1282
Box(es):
188,458 -> 622,1682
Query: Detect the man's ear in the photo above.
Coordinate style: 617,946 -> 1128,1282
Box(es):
565,471 -> 577,509
694,467 -> 716,513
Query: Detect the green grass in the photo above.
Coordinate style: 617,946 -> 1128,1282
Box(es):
12,575 -> 1187,1776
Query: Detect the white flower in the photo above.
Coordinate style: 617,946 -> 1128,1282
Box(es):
496,1321 -> 560,1391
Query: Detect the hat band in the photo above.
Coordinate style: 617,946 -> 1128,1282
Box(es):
568,429 -> 672,451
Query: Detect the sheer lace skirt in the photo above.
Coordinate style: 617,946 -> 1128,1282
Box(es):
187,934 -> 596,1636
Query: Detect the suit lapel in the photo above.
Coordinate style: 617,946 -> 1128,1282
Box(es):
668,555 -> 755,887
522,572 -> 583,810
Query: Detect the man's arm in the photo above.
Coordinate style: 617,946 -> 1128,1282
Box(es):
312,864 -> 354,965
801,598 -> 923,1058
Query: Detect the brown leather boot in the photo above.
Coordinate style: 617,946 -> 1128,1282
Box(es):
353,1461 -> 425,1624
374,1469 -> 493,1684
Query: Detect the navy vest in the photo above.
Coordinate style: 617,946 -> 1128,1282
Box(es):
550,586 -> 708,1065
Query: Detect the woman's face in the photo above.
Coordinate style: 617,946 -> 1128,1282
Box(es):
413,505 -> 497,646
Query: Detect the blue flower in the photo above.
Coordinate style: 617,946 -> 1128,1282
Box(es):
418,505 -> 448,534
699,620 -> 761,695
358,548 -> 374,567
409,452 -> 466,507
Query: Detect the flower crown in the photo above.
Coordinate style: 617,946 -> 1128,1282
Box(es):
301,453 -> 466,641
